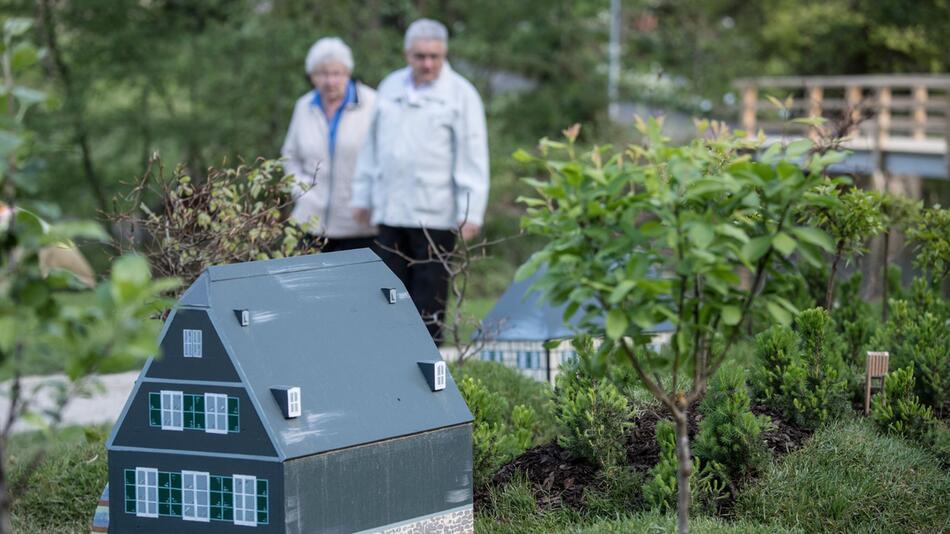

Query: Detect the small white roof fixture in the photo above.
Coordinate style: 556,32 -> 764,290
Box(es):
234,309 -> 250,326
382,288 -> 397,304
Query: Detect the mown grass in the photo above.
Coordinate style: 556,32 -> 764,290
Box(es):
477,477 -> 801,534
8,426 -> 109,533
735,417 -> 950,533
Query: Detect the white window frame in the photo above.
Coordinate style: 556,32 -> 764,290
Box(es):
434,361 -> 446,391
204,393 -> 228,434
233,474 -> 258,526
135,467 -> 158,518
183,329 -> 203,358
287,387 -> 301,418
160,390 -> 183,431
182,470 -> 210,522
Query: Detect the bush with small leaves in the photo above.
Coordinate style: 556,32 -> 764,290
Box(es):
459,377 -> 536,488
753,308 -> 850,429
871,367 -> 950,464
643,421 -> 725,514
554,363 -> 634,471
869,280 -> 950,415
694,364 -> 770,482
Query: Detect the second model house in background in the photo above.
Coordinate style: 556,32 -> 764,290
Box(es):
105,249 -> 474,533
476,266 -> 674,385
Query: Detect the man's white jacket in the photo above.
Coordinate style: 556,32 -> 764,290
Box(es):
352,64 -> 489,230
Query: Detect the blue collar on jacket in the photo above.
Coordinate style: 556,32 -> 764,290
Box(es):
311,81 -> 357,156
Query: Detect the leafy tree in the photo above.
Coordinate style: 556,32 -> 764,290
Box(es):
877,193 -> 919,321
907,205 -> 950,285
517,120 -> 838,533
0,18 -> 173,533
801,186 -> 884,310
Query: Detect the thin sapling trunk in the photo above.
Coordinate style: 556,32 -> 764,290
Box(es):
825,239 -> 845,310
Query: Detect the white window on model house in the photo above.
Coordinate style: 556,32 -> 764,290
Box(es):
183,329 -> 203,358
287,387 -> 301,418
434,361 -> 446,391
160,390 -> 183,430
182,471 -> 210,522
233,474 -> 258,526
204,393 -> 228,434
135,467 -> 158,518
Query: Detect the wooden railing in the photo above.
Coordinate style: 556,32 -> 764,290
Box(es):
733,75 -> 950,160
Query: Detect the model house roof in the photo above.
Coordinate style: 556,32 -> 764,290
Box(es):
166,249 -> 472,460
479,265 -> 674,342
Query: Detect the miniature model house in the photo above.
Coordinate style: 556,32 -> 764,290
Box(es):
476,267 -> 673,385
106,249 -> 474,533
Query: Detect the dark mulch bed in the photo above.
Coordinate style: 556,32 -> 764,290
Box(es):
626,401 -> 702,472
480,443 -> 598,510
479,401 -> 816,516
752,404 -> 814,455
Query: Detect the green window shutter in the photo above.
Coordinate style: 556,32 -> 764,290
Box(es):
257,479 -> 268,524
228,397 -> 240,432
124,469 -> 136,513
148,393 -> 161,426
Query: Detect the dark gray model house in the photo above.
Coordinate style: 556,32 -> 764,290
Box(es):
106,249 -> 474,533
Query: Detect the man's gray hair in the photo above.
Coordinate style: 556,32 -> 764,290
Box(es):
305,37 -> 354,74
404,18 -> 449,51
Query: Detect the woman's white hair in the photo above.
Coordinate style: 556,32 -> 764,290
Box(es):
305,37 -> 354,74
404,18 -> 448,51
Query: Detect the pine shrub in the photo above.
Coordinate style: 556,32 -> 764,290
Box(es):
694,364 -> 770,482
871,367 -> 950,464
459,377 -> 536,488
554,364 -> 634,471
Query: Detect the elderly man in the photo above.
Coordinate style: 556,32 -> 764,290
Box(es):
352,18 -> 489,342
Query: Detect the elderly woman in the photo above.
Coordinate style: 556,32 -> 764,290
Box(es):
282,37 -> 376,252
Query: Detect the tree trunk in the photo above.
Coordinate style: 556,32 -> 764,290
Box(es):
825,241 -> 845,310
882,229 -> 890,322
673,404 -> 691,534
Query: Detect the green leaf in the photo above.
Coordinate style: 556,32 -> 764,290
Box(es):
785,139 -> 812,159
606,309 -> 628,340
741,236 -> 772,263
689,223 -> 715,249
790,227 -> 835,252
765,301 -> 792,325
608,280 -> 636,304
512,149 -> 534,163
716,223 -> 749,243
514,252 -> 546,281
772,231 -> 796,256
721,305 -> 742,326
0,130 -> 23,156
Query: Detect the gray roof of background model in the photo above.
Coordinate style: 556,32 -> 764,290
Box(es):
174,249 -> 472,460
478,266 -> 674,342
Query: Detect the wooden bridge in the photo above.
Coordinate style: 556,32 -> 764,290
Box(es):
733,74 -> 950,180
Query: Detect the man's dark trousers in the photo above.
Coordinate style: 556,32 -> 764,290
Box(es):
375,225 -> 456,343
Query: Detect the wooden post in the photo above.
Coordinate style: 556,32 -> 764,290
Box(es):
807,85 -> 823,140
912,85 -> 927,141
741,85 -> 757,135
845,85 -> 862,135
865,351 -> 890,415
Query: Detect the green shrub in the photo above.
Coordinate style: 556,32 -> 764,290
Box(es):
451,359 -> 557,443
735,418 -> 950,533
642,421 -> 725,514
459,376 -> 536,488
871,366 -> 950,464
554,364 -> 634,470
694,364 -> 770,482
869,279 -> 950,414
832,272 -> 876,369
753,308 -> 850,429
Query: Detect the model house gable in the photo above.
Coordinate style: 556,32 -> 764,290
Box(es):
147,307 -> 241,383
